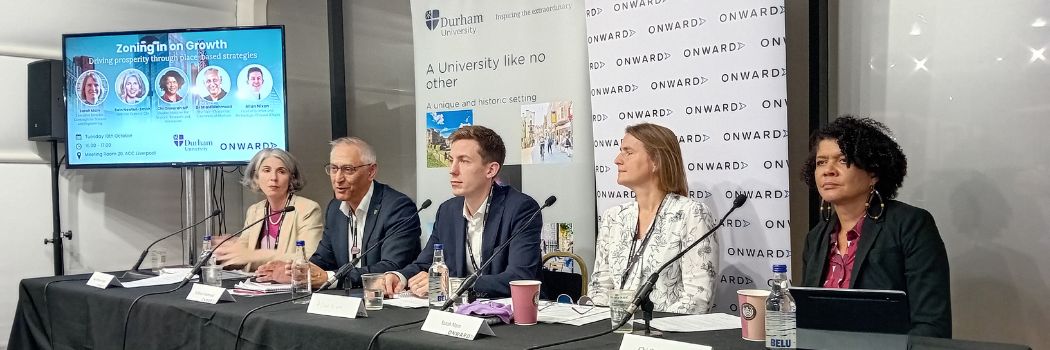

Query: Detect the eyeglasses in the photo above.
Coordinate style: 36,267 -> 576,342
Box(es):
538,294 -> 595,315
324,163 -> 373,176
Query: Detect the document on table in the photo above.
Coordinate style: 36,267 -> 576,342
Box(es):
489,298 -> 610,326
121,273 -> 185,288
385,293 -> 430,308
634,313 -> 741,332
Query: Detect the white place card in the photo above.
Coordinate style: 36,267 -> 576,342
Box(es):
620,334 -> 712,350
307,293 -> 367,319
86,272 -> 123,289
421,309 -> 495,340
186,283 -> 235,304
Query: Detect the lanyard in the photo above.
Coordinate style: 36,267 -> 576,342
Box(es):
619,196 -> 666,289
464,187 -> 493,274
258,194 -> 291,249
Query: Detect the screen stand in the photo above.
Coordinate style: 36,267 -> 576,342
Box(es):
182,167 -> 196,265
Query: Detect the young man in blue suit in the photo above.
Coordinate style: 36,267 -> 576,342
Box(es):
256,137 -> 421,288
384,125 -> 542,298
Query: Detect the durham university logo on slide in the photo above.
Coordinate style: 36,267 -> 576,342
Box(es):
173,134 -> 185,147
425,10 -> 440,30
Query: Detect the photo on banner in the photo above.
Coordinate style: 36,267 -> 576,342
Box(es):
520,101 -> 575,164
425,109 -> 474,168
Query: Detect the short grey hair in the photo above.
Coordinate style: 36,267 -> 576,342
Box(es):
241,148 -> 306,193
329,137 -> 377,164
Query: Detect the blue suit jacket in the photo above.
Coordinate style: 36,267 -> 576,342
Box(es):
399,184 -> 542,298
310,181 -> 422,288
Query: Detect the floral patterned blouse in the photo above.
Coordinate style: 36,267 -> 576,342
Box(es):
588,193 -> 718,314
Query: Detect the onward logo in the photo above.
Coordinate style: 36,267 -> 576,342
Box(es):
424,9 -> 483,31
220,142 -> 278,151
172,134 -> 185,147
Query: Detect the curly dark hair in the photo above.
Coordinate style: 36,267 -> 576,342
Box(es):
801,116 -> 907,199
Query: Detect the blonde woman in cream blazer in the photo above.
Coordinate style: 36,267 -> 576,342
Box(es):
215,149 -> 323,271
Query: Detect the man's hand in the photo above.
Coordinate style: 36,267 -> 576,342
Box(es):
382,273 -> 403,297
407,272 -> 430,297
255,260 -> 290,283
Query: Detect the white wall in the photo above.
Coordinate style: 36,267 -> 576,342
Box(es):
837,1 -> 1050,348
0,1 -> 241,348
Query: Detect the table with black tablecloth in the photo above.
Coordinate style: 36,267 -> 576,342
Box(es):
7,273 -> 1030,350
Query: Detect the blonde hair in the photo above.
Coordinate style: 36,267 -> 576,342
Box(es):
625,123 -> 688,196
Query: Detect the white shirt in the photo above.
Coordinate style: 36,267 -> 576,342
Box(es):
462,195 -> 489,274
588,193 -> 719,314
324,183 -> 374,282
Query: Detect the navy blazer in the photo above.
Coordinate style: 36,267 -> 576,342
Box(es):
399,184 -> 542,298
310,181 -> 422,288
801,200 -> 952,338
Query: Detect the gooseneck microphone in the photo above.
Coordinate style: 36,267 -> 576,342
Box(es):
317,199 -> 432,290
176,206 -> 296,289
527,194 -> 747,350
122,209 -> 222,279
440,195 -> 556,311
122,207 -> 294,350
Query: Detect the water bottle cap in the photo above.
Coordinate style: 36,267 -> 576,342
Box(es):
772,264 -> 787,273
203,236 -> 212,241
295,240 -> 305,247
434,243 -> 443,250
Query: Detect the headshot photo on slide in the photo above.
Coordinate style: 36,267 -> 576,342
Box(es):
236,64 -> 273,101
156,68 -> 187,104
195,66 -> 231,102
116,68 -> 149,105
76,70 -> 108,107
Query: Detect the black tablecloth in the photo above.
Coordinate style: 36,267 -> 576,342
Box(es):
8,273 -> 1030,350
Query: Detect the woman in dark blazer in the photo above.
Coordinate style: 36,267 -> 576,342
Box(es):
800,116 -> 951,338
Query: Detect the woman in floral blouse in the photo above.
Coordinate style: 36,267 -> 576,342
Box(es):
588,123 -> 718,314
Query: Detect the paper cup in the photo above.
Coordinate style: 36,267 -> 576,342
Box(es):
737,289 -> 770,341
510,280 -> 542,325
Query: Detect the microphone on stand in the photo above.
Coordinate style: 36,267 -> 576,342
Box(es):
175,206 -> 296,289
317,199 -> 432,290
440,196 -> 556,311
122,209 -> 222,280
527,194 -> 747,350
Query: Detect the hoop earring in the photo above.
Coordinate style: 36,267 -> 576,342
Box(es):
866,187 -> 885,220
819,199 -> 833,221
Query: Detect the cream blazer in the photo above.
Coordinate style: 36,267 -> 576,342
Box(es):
237,194 -> 324,271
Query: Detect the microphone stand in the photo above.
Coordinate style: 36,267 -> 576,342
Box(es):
317,199 -> 432,290
439,196 -> 555,311
121,210 -> 222,280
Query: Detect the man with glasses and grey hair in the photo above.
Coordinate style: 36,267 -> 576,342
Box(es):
256,137 -> 422,289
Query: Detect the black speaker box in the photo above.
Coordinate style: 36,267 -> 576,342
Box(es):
27,59 -> 66,142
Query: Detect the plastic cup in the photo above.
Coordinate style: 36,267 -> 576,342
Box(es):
150,249 -> 167,274
608,289 -> 636,333
510,280 -> 542,325
201,265 -> 223,287
737,289 -> 770,341
361,273 -> 384,311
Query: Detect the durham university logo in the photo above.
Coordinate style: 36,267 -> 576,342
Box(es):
425,10 -> 440,30
173,134 -> 185,147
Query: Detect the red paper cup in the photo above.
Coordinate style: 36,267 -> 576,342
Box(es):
737,289 -> 770,341
510,280 -> 542,325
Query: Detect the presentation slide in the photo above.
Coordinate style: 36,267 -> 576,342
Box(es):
63,26 -> 287,168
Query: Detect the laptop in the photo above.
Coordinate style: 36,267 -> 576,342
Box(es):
790,287 -> 911,350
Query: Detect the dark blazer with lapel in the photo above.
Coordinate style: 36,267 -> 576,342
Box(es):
801,199 -> 952,338
310,181 -> 422,288
398,184 -> 542,298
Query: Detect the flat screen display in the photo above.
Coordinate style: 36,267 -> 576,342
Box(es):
63,26 -> 288,168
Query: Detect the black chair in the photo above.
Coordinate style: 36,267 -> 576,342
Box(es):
539,252 -> 588,301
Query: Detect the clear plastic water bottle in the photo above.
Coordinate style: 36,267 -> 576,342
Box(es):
766,264 -> 796,349
428,243 -> 449,309
200,235 -> 214,265
291,240 -> 312,304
